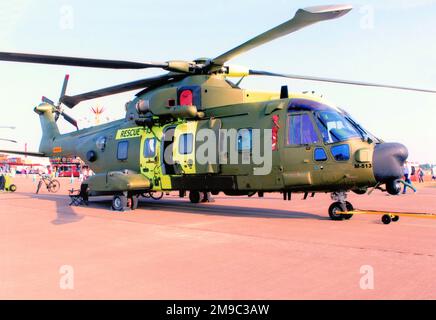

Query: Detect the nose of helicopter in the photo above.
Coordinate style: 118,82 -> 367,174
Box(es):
372,142 -> 409,182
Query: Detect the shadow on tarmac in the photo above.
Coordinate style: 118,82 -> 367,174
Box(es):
20,192 -> 325,221
25,192 -> 84,225
89,197 -> 326,220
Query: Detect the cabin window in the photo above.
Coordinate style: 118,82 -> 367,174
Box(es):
314,148 -> 328,161
117,141 -> 129,160
179,133 -> 193,155
238,128 -> 252,151
331,144 -> 350,161
288,113 -> 319,145
143,138 -> 157,158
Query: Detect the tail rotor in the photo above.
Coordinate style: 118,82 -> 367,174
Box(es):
42,74 -> 78,130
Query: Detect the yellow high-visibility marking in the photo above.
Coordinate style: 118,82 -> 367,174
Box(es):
338,210 -> 436,219
116,127 -> 143,140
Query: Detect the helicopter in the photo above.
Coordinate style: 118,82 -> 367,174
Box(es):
0,4 -> 434,218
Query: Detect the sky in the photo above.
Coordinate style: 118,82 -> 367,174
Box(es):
0,0 -> 435,163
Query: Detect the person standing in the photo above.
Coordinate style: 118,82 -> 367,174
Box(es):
402,162 -> 416,194
418,168 -> 425,183
79,169 -> 84,183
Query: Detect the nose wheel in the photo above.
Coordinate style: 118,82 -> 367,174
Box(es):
386,179 -> 402,195
328,201 -> 354,220
329,192 -> 354,221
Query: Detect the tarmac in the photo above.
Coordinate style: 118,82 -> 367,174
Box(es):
1,176 -> 435,299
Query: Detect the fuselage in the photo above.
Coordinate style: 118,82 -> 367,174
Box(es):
40,75 -> 406,196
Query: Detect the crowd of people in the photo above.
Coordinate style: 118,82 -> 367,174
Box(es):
2,160 -> 435,193
401,162 -> 436,194
0,165 -> 94,180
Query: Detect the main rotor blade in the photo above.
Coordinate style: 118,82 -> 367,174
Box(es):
210,4 -> 352,67
0,149 -> 45,157
61,73 -> 187,108
0,52 -> 169,70
0,138 -> 17,143
249,70 -> 436,94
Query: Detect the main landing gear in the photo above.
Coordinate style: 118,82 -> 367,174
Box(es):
112,193 -> 139,211
188,191 -> 214,204
328,191 -> 354,221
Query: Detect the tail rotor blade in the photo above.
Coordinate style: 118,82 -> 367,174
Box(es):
42,96 -> 55,105
61,111 -> 79,130
58,74 -> 70,104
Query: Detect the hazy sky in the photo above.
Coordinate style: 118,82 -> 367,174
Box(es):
0,0 -> 435,163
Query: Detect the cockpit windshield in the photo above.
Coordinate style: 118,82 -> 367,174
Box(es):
314,111 -> 361,144
288,99 -> 381,144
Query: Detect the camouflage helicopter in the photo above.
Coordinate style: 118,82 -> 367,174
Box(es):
0,4 -> 434,218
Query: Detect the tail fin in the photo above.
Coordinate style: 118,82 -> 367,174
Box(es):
34,103 -> 60,155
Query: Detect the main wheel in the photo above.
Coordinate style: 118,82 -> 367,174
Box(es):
130,195 -> 139,210
328,202 -> 344,221
386,179 -> 402,195
9,184 -> 17,192
112,195 -> 127,211
48,180 -> 60,193
328,201 -> 353,221
189,191 -> 201,204
343,201 -> 354,220
392,215 -> 400,222
150,192 -> 164,200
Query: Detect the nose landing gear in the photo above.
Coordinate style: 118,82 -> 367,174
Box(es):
386,179 -> 402,195
329,191 -> 354,221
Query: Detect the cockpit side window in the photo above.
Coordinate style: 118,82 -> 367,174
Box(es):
287,113 -> 319,146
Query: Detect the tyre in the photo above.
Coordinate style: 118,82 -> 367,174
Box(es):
112,195 -> 127,211
150,192 -> 164,200
386,180 -> 402,195
392,215 -> 400,222
130,195 -> 139,210
48,180 -> 60,193
343,201 -> 354,220
9,184 -> 17,192
328,201 -> 353,221
189,191 -> 200,204
382,214 -> 392,225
